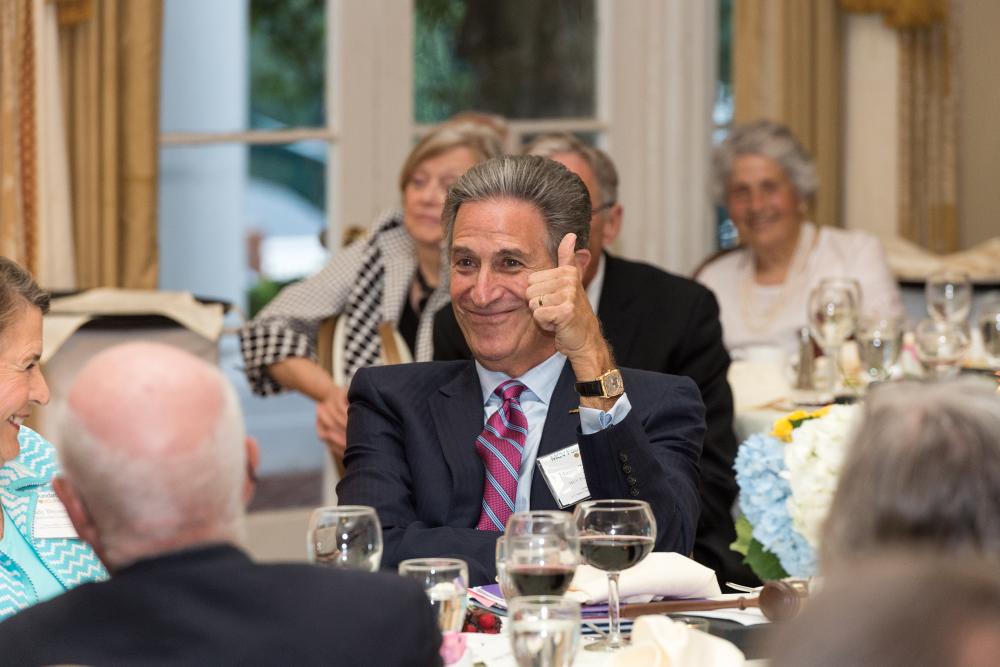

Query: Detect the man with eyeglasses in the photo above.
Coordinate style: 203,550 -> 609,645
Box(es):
433,134 -> 754,587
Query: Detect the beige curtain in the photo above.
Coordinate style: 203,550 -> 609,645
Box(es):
732,0 -> 842,230
840,0 -> 957,252
0,0 -> 39,272
57,0 -> 161,288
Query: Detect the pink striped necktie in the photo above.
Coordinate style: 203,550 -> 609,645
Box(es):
475,379 -> 529,531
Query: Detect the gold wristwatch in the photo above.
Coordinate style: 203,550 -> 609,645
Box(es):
575,369 -> 625,398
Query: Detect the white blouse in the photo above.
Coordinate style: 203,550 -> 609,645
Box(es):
697,223 -> 904,356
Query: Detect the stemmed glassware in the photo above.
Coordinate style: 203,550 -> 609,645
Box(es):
502,511 -> 580,598
856,317 -> 902,383
808,283 -> 858,396
306,505 -> 382,571
914,319 -> 971,378
977,297 -> 1000,369
398,558 -> 469,634
509,596 -> 581,667
926,270 -> 972,324
574,500 -> 656,652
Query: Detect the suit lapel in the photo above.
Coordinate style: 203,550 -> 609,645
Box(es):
596,254 -> 640,362
428,362 -> 487,521
530,361 -> 580,510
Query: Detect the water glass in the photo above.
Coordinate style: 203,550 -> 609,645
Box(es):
509,596 -> 581,667
306,505 -> 382,571
856,317 -> 902,383
926,270 -> 972,324
914,319 -> 970,378
819,277 -> 862,312
808,284 -> 858,393
574,499 -> 656,652
398,558 -> 469,633
978,299 -> 1000,368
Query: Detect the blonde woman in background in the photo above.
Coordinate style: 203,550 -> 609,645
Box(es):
240,121 -> 504,463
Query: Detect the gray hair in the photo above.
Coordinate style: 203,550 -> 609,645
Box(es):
0,257 -> 49,335
399,119 -> 506,191
821,379 -> 1000,571
523,132 -> 619,207
711,119 -> 818,205
57,371 -> 247,568
442,155 -> 592,259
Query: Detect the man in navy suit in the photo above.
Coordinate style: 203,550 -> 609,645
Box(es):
433,135 -> 754,586
0,343 -> 441,666
338,155 -> 705,585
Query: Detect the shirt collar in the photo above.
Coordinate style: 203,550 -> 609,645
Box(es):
586,252 -> 605,313
475,351 -> 566,407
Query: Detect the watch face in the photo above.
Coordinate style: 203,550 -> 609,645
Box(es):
604,370 -> 624,396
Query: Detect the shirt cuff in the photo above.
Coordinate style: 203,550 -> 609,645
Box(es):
579,393 -> 632,434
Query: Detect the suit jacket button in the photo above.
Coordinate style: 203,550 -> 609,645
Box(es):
627,476 -> 637,485
629,488 -> 640,497
622,464 -> 633,474
619,453 -> 629,463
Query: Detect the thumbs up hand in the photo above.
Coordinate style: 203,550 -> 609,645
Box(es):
527,234 -> 615,391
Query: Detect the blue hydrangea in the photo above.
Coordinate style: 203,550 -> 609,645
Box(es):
734,433 -> 816,577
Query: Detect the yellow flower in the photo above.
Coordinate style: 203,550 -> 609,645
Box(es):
772,418 -> 794,442
770,405 -> 833,442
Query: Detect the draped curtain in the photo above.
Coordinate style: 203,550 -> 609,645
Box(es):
732,0 -> 842,230
0,0 -> 39,272
840,0 -> 957,252
57,0 -> 162,288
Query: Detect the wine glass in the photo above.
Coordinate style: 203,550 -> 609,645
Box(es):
978,297 -> 1000,369
819,277 -> 862,313
398,558 -> 469,633
914,319 -> 970,378
503,511 -> 579,598
306,505 -> 382,571
926,270 -> 972,324
856,317 -> 902,383
495,536 -> 519,602
574,499 -> 656,652
808,284 -> 858,396
509,596 -> 581,667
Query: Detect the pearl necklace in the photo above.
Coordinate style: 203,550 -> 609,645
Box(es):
737,224 -> 819,334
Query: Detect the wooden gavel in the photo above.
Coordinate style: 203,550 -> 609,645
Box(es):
620,579 -> 808,622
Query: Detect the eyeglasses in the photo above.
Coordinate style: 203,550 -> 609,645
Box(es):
591,201 -> 615,216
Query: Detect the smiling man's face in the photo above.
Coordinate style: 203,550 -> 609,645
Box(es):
449,197 -> 557,377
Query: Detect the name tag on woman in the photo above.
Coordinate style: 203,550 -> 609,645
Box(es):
33,490 -> 79,539
536,444 -> 591,509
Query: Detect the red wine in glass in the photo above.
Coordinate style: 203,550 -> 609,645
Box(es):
579,535 -> 655,572
508,564 -> 576,596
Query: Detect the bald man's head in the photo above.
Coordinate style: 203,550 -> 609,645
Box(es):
56,343 -> 255,570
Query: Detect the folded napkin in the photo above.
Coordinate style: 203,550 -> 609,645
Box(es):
609,615 -> 745,667
566,553 -> 720,605
728,359 -> 791,413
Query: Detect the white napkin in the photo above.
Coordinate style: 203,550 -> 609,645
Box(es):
566,553 -> 721,605
609,615 -> 745,667
727,360 -> 790,412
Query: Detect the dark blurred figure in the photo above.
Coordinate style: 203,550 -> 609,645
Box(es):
771,554 -> 1000,667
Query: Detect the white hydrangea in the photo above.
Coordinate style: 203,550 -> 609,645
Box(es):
783,404 -> 862,548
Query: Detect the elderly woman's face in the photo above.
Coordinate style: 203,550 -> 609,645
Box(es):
725,154 -> 803,254
0,305 -> 49,466
403,146 -> 480,249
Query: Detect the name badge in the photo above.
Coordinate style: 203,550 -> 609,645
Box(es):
33,490 -> 79,540
536,444 -> 591,509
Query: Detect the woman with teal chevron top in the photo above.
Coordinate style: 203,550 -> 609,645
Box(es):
0,257 -> 106,620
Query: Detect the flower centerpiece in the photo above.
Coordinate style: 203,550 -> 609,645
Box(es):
732,404 -> 862,580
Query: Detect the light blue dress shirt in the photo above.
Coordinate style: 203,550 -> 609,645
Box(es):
475,352 -> 632,512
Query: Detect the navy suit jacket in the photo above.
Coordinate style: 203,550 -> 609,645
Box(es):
337,359 -> 705,586
433,254 -> 754,585
0,545 -> 442,667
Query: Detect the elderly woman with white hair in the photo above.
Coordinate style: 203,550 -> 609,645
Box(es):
696,120 -> 903,356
